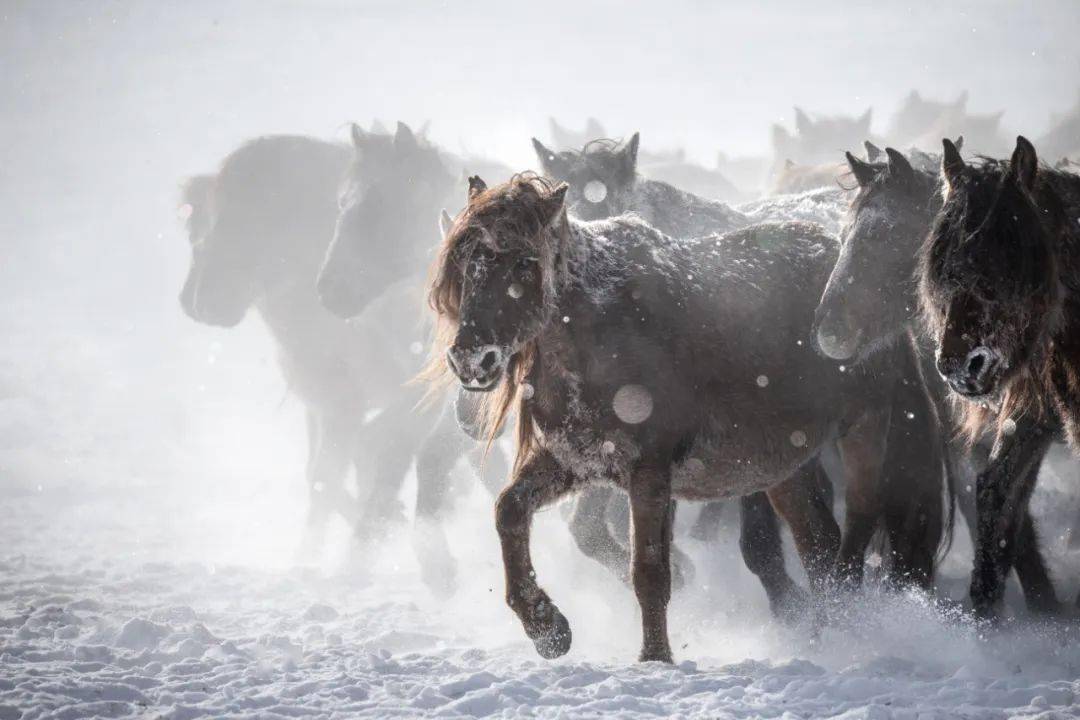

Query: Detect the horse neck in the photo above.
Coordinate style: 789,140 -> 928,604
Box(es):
630,175 -> 748,237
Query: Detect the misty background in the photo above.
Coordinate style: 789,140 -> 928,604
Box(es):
2,0 -> 1079,567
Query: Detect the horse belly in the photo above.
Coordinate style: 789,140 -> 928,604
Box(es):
670,420 -> 826,500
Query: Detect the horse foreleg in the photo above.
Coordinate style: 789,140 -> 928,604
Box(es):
971,421 -> 1053,620
739,492 -> 806,621
628,464 -> 674,663
495,450 -> 578,659
354,399 -> 427,539
298,408 -> 356,559
767,457 -> 841,595
835,408 -> 890,586
413,401 -> 469,597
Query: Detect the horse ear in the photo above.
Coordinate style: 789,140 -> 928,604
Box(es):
885,147 -> 914,182
439,209 -> 454,239
585,117 -> 605,138
619,132 -> 640,176
863,140 -> 883,162
350,123 -> 367,149
543,182 -> 569,223
467,175 -> 487,201
417,120 -> 431,138
954,135 -> 964,152
794,107 -> 812,135
941,137 -> 965,189
532,138 -> 562,176
1009,136 -> 1038,191
845,151 -> 876,187
394,122 -> 419,153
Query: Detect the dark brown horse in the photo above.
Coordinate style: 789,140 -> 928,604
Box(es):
918,136 -> 1080,617
813,143 -> 1061,615
426,174 -> 933,663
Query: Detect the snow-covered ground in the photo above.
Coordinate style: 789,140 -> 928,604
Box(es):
4,305 -> 1080,718
6,3 -> 1080,717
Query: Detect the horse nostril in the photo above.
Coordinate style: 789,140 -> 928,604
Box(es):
480,349 -> 499,372
966,352 -> 985,379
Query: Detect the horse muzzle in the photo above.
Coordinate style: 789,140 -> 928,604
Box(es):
937,346 -> 1002,399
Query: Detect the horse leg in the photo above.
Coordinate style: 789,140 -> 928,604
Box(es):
835,408 -> 890,586
567,485 -> 632,583
413,401 -> 469,597
628,464 -> 674,663
495,449 -> 578,659
1013,503 -> 1061,614
689,501 -> 727,541
354,399 -> 426,540
880,376 -> 945,591
298,407 -> 356,559
739,492 -> 806,621
602,491 -> 693,590
766,457 -> 841,594
971,422 -> 1054,620
956,438 -> 1058,614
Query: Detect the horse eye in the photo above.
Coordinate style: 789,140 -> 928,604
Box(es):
516,257 -> 535,271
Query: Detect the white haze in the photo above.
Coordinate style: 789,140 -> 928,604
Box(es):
3,1 -> 1080,717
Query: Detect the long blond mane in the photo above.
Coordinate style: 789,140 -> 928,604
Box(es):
420,173 -> 569,473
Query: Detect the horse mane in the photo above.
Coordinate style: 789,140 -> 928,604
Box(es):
421,172 -> 570,472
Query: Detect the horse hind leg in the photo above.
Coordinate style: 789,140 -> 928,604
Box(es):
739,491 -> 807,622
567,485 -> 632,583
766,456 -> 841,595
1013,505 -> 1061,615
835,408 -> 891,587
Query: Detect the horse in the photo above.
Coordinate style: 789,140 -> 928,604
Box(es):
768,159 -> 849,195
771,107 -> 877,179
426,173 -> 942,663
534,136 -> 947,595
887,89 -> 1007,157
318,123 -> 674,595
917,136 -> 1080,618
812,142 -> 1062,615
178,130 -> 505,595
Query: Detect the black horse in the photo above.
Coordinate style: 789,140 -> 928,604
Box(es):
918,136 -> 1080,618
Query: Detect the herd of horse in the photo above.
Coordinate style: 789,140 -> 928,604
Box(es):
178,95 -> 1080,663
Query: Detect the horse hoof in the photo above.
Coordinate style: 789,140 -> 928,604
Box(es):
638,646 -> 674,663
530,609 -> 572,659
769,583 -> 811,626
